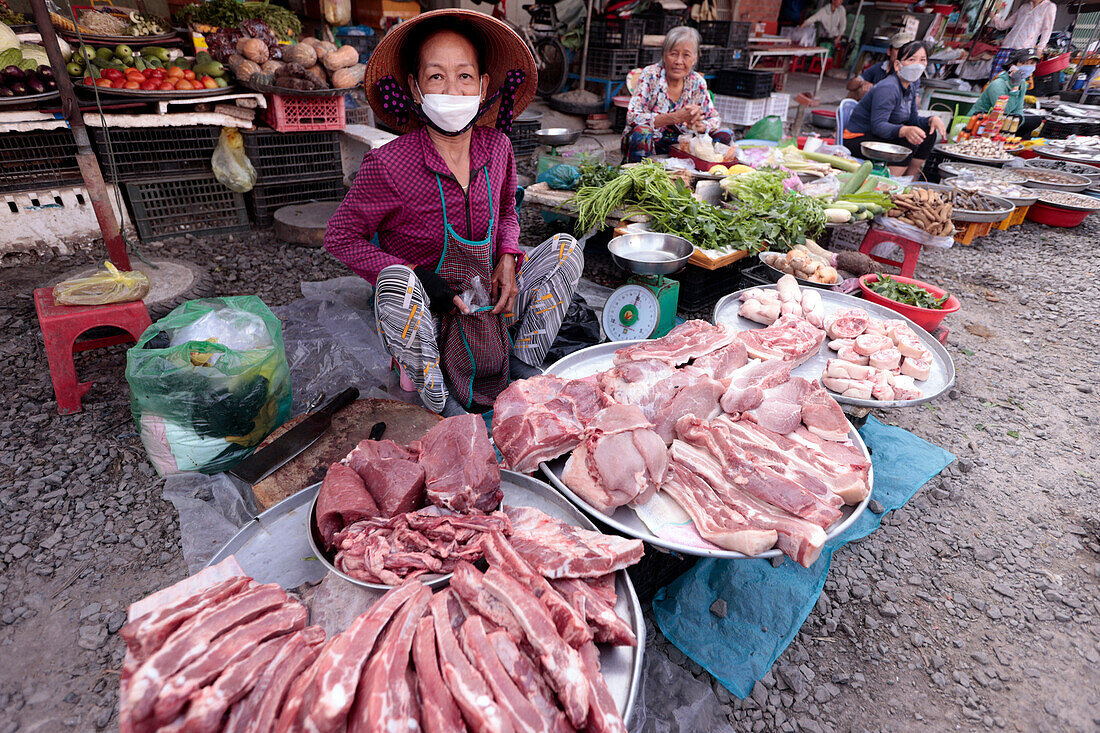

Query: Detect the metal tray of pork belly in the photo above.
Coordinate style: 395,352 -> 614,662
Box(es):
539,341 -> 872,561
713,286 -> 955,409
209,471 -> 645,724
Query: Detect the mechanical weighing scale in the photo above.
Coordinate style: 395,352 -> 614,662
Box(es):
601,233 -> 694,341
860,141 -> 910,177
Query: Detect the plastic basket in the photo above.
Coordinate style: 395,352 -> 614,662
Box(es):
335,27 -> 380,63
123,173 -> 249,242
695,20 -> 731,46
639,7 -> 688,35
589,17 -> 645,48
0,128 -> 83,194
728,21 -> 751,47
586,47 -> 639,79
712,68 -> 774,98
767,92 -> 790,121
344,87 -> 374,126
263,93 -> 346,132
638,47 -> 663,67
249,177 -> 349,228
89,125 -> 220,183
241,129 -> 342,186
508,117 -> 541,160
678,258 -> 750,311
713,94 -> 769,126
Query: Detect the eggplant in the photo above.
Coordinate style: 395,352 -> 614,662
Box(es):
0,86 -> 13,97
42,77 -> 57,91
2,65 -> 24,81
37,65 -> 54,80
10,82 -> 27,95
26,77 -> 45,94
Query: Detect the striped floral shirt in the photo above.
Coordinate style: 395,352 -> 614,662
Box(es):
625,64 -> 722,133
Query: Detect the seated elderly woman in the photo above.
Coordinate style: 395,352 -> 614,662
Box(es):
622,26 -> 732,163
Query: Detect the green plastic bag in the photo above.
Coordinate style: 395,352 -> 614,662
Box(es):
745,115 -> 784,142
126,296 -> 292,476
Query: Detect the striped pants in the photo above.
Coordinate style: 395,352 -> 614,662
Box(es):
374,232 -> 584,413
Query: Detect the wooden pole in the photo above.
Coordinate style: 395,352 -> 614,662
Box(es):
28,0 -> 132,271
578,0 -> 594,88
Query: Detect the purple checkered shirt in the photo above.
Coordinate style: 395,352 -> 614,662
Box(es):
324,126 -> 522,284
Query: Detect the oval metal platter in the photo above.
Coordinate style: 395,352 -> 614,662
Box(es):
208,470 -> 644,724
933,144 -> 1012,165
539,341 -> 872,560
0,90 -> 59,108
714,285 -> 956,408
75,84 -> 237,100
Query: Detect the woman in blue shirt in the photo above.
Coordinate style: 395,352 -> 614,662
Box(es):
843,42 -> 947,178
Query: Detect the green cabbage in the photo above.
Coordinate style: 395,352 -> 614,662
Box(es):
18,43 -> 49,66
0,22 -> 19,52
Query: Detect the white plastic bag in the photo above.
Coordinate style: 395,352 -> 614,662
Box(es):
211,127 -> 257,194
872,216 -> 955,249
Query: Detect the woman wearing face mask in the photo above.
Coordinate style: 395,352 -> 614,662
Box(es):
843,41 -> 946,178
325,10 -> 584,417
622,26 -> 730,163
969,49 -> 1043,137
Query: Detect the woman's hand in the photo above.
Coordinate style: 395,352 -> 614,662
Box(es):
490,254 -> 518,316
899,125 -> 927,146
928,116 -> 947,138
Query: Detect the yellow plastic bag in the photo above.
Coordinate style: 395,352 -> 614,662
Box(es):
53,261 -> 150,306
211,127 -> 257,194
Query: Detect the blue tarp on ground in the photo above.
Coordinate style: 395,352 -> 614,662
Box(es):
652,416 -> 955,698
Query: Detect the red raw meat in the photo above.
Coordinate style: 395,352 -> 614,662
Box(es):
274,639 -> 331,733
652,374 -> 725,444
549,577 -> 636,647
222,626 -> 325,733
415,414 -> 502,512
316,463 -> 379,549
578,641 -> 629,733
799,381 -> 851,443
596,360 -> 679,417
825,308 -> 870,340
411,616 -> 467,733
504,506 -> 644,579
449,560 -> 527,641
739,315 -> 825,366
458,615 -> 547,733
487,630 -> 572,733
346,439 -> 425,518
612,319 -> 736,366
690,339 -> 749,381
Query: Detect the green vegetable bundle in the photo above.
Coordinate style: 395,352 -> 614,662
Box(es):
722,168 -> 827,252
575,163 -> 620,190
869,275 -> 948,309
174,0 -> 301,40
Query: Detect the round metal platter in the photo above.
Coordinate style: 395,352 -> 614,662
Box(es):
75,84 -> 237,100
209,470 -> 644,723
1034,190 -> 1100,212
57,29 -> 178,45
0,90 -> 59,108
945,192 -> 1016,222
1022,158 -> 1100,180
713,286 -> 956,408
937,161 -> 1026,182
939,177 -> 1038,206
242,78 -> 352,98
933,144 -> 1013,165
1020,169 -> 1092,192
540,342 -> 872,560
757,251 -> 837,289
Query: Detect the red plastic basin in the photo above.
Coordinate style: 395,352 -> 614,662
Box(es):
1026,201 -> 1092,227
858,274 -> 961,333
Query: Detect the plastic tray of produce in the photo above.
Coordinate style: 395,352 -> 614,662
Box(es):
538,341 -> 872,560
211,470 -> 645,724
713,285 -> 956,408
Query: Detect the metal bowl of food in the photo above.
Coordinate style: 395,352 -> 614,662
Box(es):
608,232 -> 693,276
1020,168 -> 1092,192
861,141 -> 911,163
1023,157 -> 1100,183
536,128 -> 582,147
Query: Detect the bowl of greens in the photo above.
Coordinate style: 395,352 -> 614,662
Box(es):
858,274 -> 960,332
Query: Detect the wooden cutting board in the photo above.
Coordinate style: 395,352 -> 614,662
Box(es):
251,398 -> 442,511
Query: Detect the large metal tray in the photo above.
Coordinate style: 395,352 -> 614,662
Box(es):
242,78 -> 353,98
933,143 -> 1013,165
0,90 -> 59,108
208,470 -> 644,723
539,342 -> 872,560
58,29 -> 179,46
713,286 -> 955,408
75,84 -> 237,100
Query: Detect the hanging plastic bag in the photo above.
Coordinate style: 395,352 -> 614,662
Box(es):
745,115 -> 784,142
126,296 -> 293,476
211,127 -> 257,194
872,216 -> 955,249
545,294 -> 601,362
53,261 -> 150,306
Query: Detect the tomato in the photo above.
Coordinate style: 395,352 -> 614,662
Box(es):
158,82 -> 174,91
182,69 -> 196,81
126,74 -> 145,84
166,66 -> 183,78
200,75 -> 217,90
173,79 -> 191,90
111,79 -> 127,89
103,68 -> 124,80
140,80 -> 158,91
83,76 -> 93,85
123,81 -> 141,89
149,69 -> 165,78
95,78 -> 113,87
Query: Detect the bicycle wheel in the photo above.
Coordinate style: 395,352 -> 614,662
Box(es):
534,36 -> 568,98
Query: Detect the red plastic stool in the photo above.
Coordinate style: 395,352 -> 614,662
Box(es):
34,288 -> 152,414
857,228 -> 923,278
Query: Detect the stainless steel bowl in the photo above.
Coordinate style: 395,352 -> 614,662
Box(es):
608,233 -> 693,276
861,141 -> 912,163
536,128 -> 582,147
811,111 -> 836,129
1021,169 -> 1092,192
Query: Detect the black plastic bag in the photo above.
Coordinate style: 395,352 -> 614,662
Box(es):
546,293 -> 601,363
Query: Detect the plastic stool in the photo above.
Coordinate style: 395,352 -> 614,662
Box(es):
857,228 -> 923,278
34,288 -> 151,414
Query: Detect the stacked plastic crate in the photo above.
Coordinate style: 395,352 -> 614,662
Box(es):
711,67 -> 775,127
242,128 -> 348,228
586,18 -> 644,80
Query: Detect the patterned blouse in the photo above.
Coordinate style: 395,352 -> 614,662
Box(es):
324,126 -> 522,285
625,64 -> 722,134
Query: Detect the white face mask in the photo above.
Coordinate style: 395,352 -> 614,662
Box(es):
897,62 -> 925,82
415,79 -> 483,135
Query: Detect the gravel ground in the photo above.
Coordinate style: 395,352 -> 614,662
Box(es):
0,214 -> 1097,732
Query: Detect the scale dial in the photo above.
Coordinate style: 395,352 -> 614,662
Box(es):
602,284 -> 660,341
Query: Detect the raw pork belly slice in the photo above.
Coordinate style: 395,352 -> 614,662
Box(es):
578,641 -> 629,733
222,626 -> 326,733
652,374 -> 725,444
689,339 -> 749,382
458,615 -> 546,733
488,629 -> 573,733
415,414 -> 502,512
411,616 -> 466,733
316,463 -> 379,549
825,308 -> 870,340
659,461 -> 778,555
449,560 -> 528,642
612,319 -> 736,365
549,577 -> 636,646
346,439 -> 425,518
799,381 -> 851,443
493,375 -> 610,474
720,359 -> 793,414
742,377 -> 814,435
668,441 -> 827,566
596,359 -> 681,419
348,583 -> 432,733
739,315 -> 825,366
562,404 -> 668,512
504,506 -> 644,578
